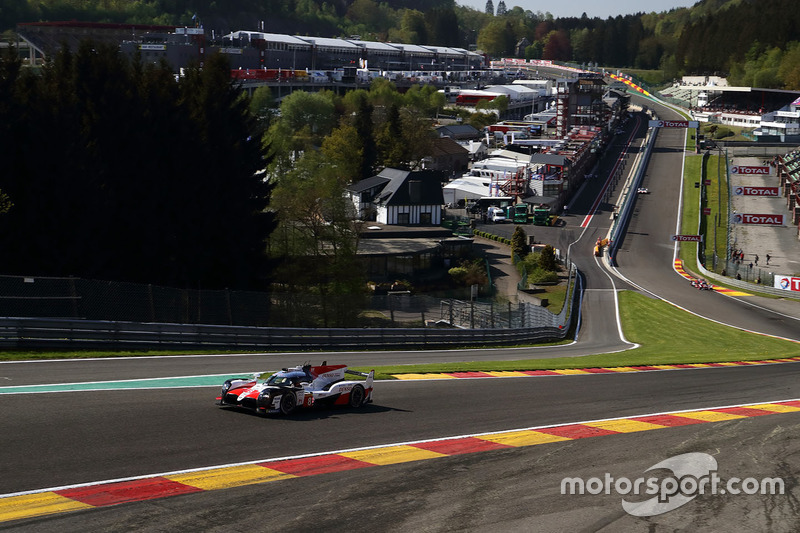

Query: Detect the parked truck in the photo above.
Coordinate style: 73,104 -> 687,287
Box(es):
506,204 -> 529,224
532,205 -> 551,226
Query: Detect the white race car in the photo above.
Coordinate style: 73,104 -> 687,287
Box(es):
217,362 -> 374,416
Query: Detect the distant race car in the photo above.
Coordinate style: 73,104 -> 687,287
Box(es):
216,362 -> 374,416
637,187 -> 650,194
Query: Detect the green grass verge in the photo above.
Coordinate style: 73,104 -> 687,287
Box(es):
700,153 -> 730,271
353,291 -> 799,379
679,154 -> 704,268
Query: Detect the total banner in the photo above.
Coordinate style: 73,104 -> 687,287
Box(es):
730,213 -> 785,225
648,120 -> 699,128
733,186 -> 780,196
731,166 -> 770,175
774,275 -> 800,292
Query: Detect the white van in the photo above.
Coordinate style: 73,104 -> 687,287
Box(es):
487,206 -> 507,223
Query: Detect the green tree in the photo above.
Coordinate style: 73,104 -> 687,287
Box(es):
322,124 -> 365,184
524,41 -> 544,60
511,225 -> 528,259
475,94 -> 507,113
398,106 -> 434,170
778,42 -> 800,89
0,45 -> 275,289
427,6 -> 461,47
349,90 -> 377,180
390,9 -> 428,44
539,244 -> 557,271
477,19 -> 515,56
278,89 -> 337,143
265,89 -> 339,174
249,85 -> 274,122
449,258 -> 488,286
269,149 -> 366,326
375,102 -> 406,168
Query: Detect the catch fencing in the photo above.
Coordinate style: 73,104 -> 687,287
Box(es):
0,265 -> 578,350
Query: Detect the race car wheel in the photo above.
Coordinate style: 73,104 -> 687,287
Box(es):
349,385 -> 365,408
279,392 -> 297,415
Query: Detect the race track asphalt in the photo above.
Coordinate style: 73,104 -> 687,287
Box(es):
4,362 -> 800,531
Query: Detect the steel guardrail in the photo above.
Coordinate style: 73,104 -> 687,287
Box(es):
0,316 -> 571,351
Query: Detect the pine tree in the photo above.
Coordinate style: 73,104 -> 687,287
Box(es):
485,0 -> 494,16
496,1 -> 507,16
0,46 -> 276,289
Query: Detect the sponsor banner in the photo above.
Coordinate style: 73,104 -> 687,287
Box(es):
731,166 -> 770,175
774,276 -> 800,292
733,186 -> 780,196
731,213 -> 785,225
139,44 -> 166,51
218,48 -> 243,54
649,120 -> 700,128
671,235 -> 702,242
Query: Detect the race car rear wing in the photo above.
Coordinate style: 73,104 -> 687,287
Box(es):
345,369 -> 375,388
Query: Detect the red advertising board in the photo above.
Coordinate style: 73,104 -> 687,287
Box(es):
733,186 -> 780,196
703,208 -> 711,215
671,235 -> 702,242
731,166 -> 770,175
731,213 -> 785,225
774,276 -> 800,292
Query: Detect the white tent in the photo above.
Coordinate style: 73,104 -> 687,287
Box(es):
443,176 -> 493,206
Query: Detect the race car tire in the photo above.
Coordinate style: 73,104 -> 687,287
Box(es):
349,385 -> 365,408
280,392 -> 297,415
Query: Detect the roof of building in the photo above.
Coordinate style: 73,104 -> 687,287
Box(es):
225,31 -> 311,46
460,140 -> 488,155
299,36 -> 361,50
436,124 -> 480,138
346,175 -> 390,194
421,45 -> 464,57
430,137 -> 469,157
489,149 -> 534,163
521,195 -> 558,206
389,43 -> 435,55
374,168 -> 444,206
347,39 -> 401,52
531,153 -> 570,166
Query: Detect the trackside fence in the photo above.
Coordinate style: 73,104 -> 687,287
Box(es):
0,264 -> 579,350
0,317 -> 572,351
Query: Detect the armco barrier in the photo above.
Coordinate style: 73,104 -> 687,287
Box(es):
0,260 -> 580,350
0,316 -> 571,351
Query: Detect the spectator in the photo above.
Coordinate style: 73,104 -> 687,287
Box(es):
755,254 -> 759,266
766,254 -> 771,265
